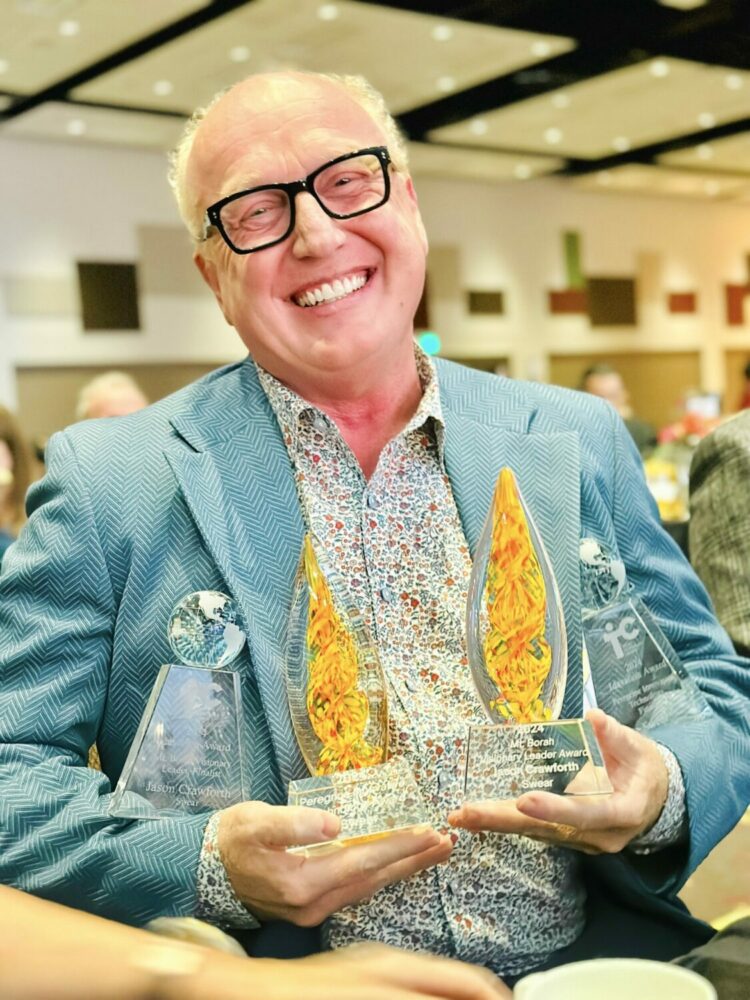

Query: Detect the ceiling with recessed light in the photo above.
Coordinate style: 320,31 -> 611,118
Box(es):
2,0 -> 750,201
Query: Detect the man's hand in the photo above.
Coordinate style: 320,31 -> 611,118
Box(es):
448,709 -> 669,854
218,802 -> 453,925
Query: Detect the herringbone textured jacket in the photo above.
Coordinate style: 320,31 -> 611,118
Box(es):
0,359 -> 747,936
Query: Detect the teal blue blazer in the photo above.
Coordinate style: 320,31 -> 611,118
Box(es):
0,358 -> 747,942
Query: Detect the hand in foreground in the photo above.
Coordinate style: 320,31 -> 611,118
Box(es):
218,802 -> 453,925
448,709 -> 669,854
250,944 -> 511,1000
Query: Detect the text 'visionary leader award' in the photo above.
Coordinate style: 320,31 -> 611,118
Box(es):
109,591 -> 248,820
464,468 -> 612,801
285,534 -> 429,854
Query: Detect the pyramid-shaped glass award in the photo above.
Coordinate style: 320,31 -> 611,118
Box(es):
285,535 -> 430,855
580,537 -> 711,731
109,591 -> 248,820
464,469 -> 612,801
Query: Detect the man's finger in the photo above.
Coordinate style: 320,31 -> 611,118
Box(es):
226,802 -> 341,850
303,827 -> 447,898
514,789 -> 621,831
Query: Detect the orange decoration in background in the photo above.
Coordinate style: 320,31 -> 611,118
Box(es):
483,469 -> 552,723
303,536 -> 383,774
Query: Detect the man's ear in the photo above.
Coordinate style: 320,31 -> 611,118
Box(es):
403,175 -> 429,255
194,251 -> 233,325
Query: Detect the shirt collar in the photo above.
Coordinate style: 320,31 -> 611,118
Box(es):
255,344 -> 446,457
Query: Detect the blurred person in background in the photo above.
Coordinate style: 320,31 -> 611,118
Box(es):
690,410 -> 750,659
76,371 -> 148,420
0,404 -> 33,564
580,363 -> 657,456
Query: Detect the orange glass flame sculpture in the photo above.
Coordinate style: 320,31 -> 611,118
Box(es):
467,467 -> 567,725
298,535 -> 385,775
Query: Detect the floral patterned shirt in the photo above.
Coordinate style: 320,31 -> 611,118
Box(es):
195,350 -> 685,975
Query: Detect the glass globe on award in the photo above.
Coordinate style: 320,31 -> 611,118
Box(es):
464,469 -> 611,802
109,591 -> 248,819
285,534 -> 429,854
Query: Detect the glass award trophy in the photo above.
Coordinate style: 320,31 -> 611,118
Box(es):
580,537 -> 710,731
109,591 -> 248,820
464,468 -> 612,802
285,534 -> 430,855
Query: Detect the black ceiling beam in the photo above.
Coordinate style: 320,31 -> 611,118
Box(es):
0,0 -> 252,122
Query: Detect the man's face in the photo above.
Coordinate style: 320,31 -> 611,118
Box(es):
189,76 -> 428,394
584,373 -> 628,415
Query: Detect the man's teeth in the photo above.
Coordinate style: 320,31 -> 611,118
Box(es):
295,273 -> 367,307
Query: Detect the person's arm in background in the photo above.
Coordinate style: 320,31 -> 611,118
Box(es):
690,413 -> 750,658
0,886 -> 509,1000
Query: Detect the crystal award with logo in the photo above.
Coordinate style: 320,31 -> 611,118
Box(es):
464,468 -> 612,801
580,537 -> 710,731
109,591 -> 248,819
285,534 -> 430,854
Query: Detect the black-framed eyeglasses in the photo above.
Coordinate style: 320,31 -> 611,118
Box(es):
201,146 -> 392,255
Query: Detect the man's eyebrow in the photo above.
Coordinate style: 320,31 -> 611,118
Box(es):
219,138 -> 376,195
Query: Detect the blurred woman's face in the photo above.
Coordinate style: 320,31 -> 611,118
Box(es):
0,440 -> 13,487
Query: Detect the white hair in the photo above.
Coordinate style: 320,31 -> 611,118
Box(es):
76,371 -> 147,420
167,71 -> 410,242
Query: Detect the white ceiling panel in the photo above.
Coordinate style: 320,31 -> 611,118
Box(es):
406,141 -> 562,183
0,100 -> 184,151
429,57 -> 750,159
71,0 -> 574,116
572,164 -> 750,200
0,0 -> 205,94
659,132 -> 750,176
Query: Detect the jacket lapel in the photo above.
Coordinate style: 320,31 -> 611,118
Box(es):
165,362 -> 307,784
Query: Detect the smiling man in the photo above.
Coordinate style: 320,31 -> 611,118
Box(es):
0,71 -> 747,987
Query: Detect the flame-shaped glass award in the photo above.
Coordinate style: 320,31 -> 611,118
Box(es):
285,535 -> 430,854
580,537 -> 710,731
109,591 -> 248,819
464,469 -> 612,801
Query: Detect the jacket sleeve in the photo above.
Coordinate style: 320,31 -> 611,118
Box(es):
606,409 -> 750,891
689,420 -> 750,657
0,430 -> 208,926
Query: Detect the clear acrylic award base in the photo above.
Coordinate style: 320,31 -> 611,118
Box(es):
287,758 -> 431,856
583,595 -> 711,731
463,719 -> 613,801
109,663 -> 246,820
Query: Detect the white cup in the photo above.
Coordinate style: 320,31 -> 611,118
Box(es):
514,958 -> 716,1000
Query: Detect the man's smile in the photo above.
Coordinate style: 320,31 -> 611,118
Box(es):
292,268 -> 372,307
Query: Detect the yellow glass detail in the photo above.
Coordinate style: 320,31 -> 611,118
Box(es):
303,535 -> 384,774
483,469 -> 552,723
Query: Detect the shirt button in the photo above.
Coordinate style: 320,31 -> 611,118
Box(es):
379,586 -> 396,604
312,414 -> 327,432
366,493 -> 379,510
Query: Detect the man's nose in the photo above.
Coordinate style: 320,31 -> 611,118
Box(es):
291,192 -> 345,258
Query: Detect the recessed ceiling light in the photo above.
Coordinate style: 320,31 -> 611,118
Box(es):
550,93 -> 570,109
649,59 -> 670,78
704,180 -> 721,196
531,40 -> 552,58
153,80 -> 174,97
725,73 -> 743,91
317,3 -> 339,20
656,0 -> 708,8
469,118 -> 489,136
597,171 -> 613,185
436,76 -> 456,93
431,24 -> 453,42
229,45 -> 251,63
696,144 -> 714,160
0,58 -> 8,75
697,111 -> 716,128
66,119 -> 86,136
514,163 -> 532,180
612,136 -> 631,152
58,19 -> 80,37
544,126 -> 563,145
